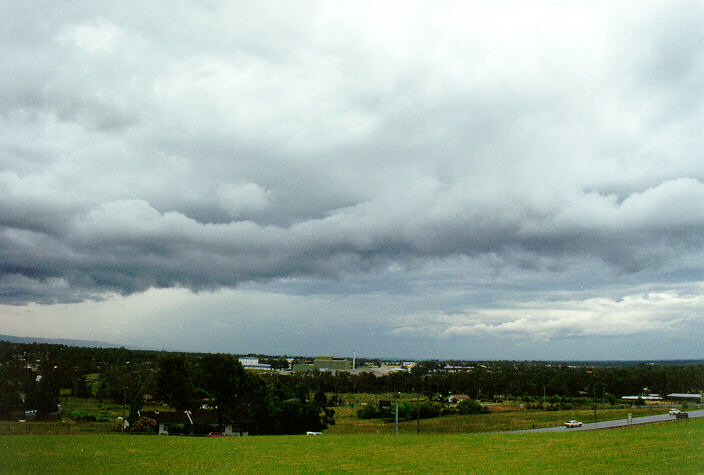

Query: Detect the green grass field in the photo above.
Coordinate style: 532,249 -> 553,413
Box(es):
1,418 -> 701,473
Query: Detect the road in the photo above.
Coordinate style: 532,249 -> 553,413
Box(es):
510,409 -> 704,433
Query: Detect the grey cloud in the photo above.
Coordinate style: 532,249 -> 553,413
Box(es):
3,174 -> 704,302
1,1 -> 704,360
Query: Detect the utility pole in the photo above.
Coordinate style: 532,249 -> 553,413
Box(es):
586,369 -> 596,423
394,403 -> 399,435
122,391 -> 126,432
591,371 -> 597,423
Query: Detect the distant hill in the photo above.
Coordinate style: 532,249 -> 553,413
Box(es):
0,334 -> 119,348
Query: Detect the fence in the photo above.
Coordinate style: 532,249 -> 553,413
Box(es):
0,422 -> 114,435
0,422 -> 222,436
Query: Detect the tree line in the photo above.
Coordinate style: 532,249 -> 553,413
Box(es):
0,343 -> 334,434
2,341 -> 703,427
297,360 -> 704,400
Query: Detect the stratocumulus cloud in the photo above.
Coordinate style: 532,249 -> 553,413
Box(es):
1,1 -> 704,357
4,175 -> 704,301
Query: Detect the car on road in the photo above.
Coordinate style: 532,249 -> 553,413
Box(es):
207,432 -> 228,437
564,420 -> 583,428
669,408 -> 681,415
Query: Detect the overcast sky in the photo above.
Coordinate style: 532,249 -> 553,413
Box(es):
2,1 -> 704,360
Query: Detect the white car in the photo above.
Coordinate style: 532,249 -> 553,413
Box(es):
669,408 -> 681,415
564,420 -> 583,428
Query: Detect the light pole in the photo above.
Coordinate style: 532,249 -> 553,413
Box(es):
587,370 -> 596,423
122,391 -> 126,432
594,384 -> 597,423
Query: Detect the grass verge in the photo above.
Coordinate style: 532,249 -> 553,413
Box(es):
1,418 -> 701,473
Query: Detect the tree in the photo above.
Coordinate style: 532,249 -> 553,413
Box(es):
313,388 -> 335,428
295,382 -> 309,404
267,358 -> 290,370
314,389 -> 328,408
411,360 -> 445,377
24,362 -> 61,417
155,354 -> 197,410
126,370 -> 148,425
98,364 -> 151,425
0,351 -> 27,419
198,354 -> 249,431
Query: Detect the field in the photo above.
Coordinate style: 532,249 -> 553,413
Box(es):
328,400 -> 668,434
1,418 -> 702,473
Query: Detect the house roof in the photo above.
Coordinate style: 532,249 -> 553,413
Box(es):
140,410 -> 191,424
621,395 -> 663,400
140,410 -> 225,425
449,394 -> 470,400
666,393 -> 703,399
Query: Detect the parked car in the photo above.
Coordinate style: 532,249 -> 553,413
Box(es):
564,420 -> 583,428
207,432 -> 228,437
669,408 -> 681,415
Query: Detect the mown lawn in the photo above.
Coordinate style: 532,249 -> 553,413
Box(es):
1,418 -> 701,473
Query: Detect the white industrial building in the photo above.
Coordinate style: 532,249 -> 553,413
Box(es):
238,357 -> 271,370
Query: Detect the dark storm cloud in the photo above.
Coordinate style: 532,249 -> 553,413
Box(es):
3,176 -> 704,302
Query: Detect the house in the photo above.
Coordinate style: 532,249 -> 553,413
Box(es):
314,356 -> 351,371
621,395 -> 663,401
293,356 -> 352,372
238,357 -> 271,370
139,410 -> 248,436
139,410 -> 191,435
448,394 -> 471,403
292,362 -> 315,372
666,393 -> 703,402
367,365 -> 406,377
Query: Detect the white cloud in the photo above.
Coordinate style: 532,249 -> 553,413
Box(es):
395,286 -> 704,342
60,20 -> 124,54
216,183 -> 271,217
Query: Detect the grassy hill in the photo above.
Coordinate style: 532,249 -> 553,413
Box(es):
1,418 -> 701,473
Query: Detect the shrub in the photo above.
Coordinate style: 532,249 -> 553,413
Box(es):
457,399 -> 489,415
328,395 -> 343,407
356,404 -> 381,419
131,417 -> 157,433
70,411 -> 98,422
110,419 -> 125,432
399,401 -> 442,420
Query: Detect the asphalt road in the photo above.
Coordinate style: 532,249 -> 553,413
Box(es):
510,409 -> 704,433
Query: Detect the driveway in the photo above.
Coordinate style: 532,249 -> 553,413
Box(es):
510,409 -> 704,433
